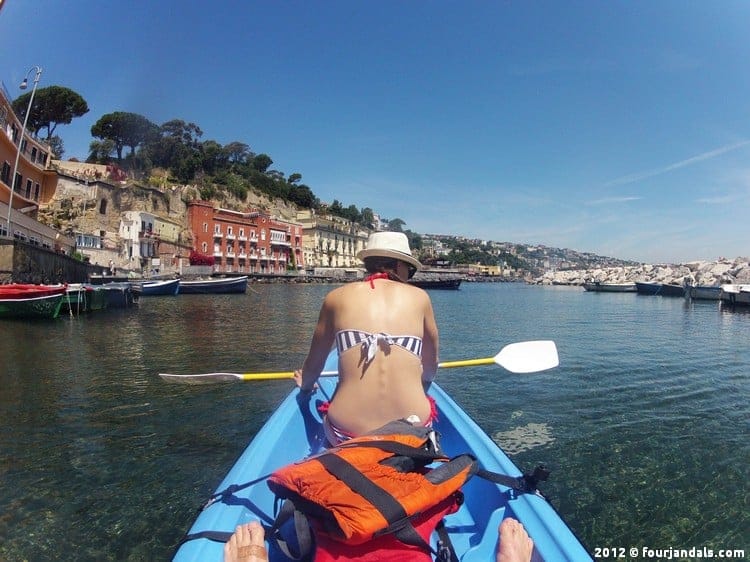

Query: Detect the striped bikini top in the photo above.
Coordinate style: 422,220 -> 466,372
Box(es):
335,329 -> 423,364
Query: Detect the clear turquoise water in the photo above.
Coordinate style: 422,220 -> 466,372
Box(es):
0,283 -> 748,560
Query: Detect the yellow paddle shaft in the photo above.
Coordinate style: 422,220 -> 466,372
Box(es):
437,356 -> 495,369
239,372 -> 295,381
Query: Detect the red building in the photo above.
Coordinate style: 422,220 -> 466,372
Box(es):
187,201 -> 304,274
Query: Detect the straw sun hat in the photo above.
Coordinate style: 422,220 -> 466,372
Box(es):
357,231 -> 422,271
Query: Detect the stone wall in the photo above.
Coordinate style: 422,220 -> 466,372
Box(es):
0,239 -> 99,284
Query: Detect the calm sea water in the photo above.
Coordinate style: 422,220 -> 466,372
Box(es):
1,283 -> 748,561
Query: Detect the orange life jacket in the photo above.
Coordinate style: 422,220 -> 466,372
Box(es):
267,420 -> 476,558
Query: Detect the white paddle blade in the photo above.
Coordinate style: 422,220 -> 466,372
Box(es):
494,340 -> 559,373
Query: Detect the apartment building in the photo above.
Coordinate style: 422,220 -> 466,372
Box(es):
187,200 -> 304,274
0,81 -> 73,251
296,209 -> 368,269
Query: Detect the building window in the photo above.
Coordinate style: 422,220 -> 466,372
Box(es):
25,179 -> 32,198
203,222 -> 208,233
31,147 -> 37,161
34,183 -> 40,200
202,242 -> 208,253
99,199 -> 107,214
0,162 -> 10,185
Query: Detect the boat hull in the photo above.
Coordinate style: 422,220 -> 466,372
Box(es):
409,278 -> 462,290
635,282 -> 685,296
134,278 -> 180,296
720,284 -> 750,306
583,282 -> 636,292
172,354 -> 591,561
179,276 -> 248,294
687,286 -> 722,300
0,291 -> 65,319
100,282 -> 138,308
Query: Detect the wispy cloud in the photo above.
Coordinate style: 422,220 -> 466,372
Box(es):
695,193 -> 743,204
586,196 -> 642,206
604,140 -> 750,187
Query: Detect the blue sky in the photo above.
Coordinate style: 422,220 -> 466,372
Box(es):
2,1 -> 749,264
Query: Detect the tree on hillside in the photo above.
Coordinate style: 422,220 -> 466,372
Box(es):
252,153 -> 273,173
48,135 -> 65,158
200,140 -> 227,175
91,112 -> 158,162
12,85 -> 89,140
288,184 -> 317,207
144,119 -> 204,182
360,207 -> 375,228
87,139 -> 116,163
224,142 -> 252,165
288,173 -> 302,185
386,218 -> 406,232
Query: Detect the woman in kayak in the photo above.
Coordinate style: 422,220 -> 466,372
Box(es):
293,231 -> 439,445
223,519 -> 535,562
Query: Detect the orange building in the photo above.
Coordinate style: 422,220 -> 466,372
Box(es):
187,200 -> 304,274
0,82 -> 58,238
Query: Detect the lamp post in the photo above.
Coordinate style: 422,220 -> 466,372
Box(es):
6,65 -> 43,237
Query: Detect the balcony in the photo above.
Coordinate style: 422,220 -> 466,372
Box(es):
213,250 -> 223,257
213,231 -> 223,238
226,233 -> 235,240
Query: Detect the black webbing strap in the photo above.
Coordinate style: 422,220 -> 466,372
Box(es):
177,529 -> 235,547
316,453 -> 436,555
199,473 -> 272,510
335,439 -> 445,463
475,463 -> 550,493
435,519 -> 459,562
267,499 -> 314,561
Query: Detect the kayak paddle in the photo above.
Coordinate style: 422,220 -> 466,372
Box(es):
158,340 -> 558,384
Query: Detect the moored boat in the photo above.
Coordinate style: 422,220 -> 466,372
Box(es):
0,284 -> 67,319
582,282 -> 636,292
179,276 -> 248,295
659,283 -> 685,297
635,281 -> 662,295
100,282 -> 138,308
687,285 -> 722,301
720,284 -> 750,306
409,277 -> 463,290
133,278 -> 180,296
171,352 -> 591,561
61,284 -> 109,314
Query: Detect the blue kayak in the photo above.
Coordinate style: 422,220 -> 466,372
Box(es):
173,352 -> 592,561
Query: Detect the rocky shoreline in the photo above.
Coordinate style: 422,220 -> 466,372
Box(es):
533,256 -> 750,287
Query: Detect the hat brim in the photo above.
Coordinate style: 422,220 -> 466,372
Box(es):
357,248 -> 422,271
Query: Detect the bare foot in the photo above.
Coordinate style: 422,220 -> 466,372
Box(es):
496,518 -> 534,562
224,521 -> 268,562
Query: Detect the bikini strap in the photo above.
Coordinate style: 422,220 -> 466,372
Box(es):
364,272 -> 390,288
